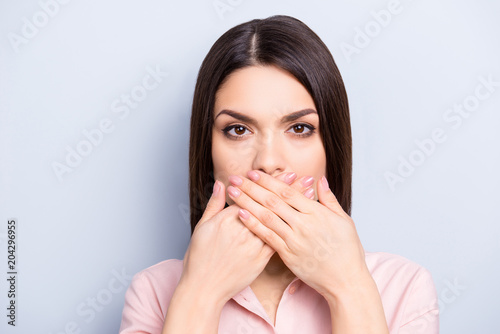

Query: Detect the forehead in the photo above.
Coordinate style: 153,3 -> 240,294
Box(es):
214,65 -> 316,119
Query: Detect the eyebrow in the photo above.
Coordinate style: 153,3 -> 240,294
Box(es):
214,108 -> 317,126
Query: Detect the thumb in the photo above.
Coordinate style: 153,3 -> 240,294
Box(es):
317,175 -> 346,217
199,180 -> 226,224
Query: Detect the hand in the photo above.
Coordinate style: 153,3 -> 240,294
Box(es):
179,180 -> 275,305
179,172 -> 316,304
227,170 -> 369,299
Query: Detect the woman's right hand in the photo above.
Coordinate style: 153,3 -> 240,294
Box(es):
177,172 -> 315,305
178,179 -> 274,306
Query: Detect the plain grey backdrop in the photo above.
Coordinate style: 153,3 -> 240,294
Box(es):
1,0 -> 499,333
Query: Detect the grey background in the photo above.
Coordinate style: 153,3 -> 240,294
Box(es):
1,0 -> 499,333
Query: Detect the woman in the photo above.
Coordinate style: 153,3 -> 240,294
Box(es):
119,15 -> 439,333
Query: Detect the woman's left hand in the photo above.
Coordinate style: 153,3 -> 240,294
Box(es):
227,170 -> 370,299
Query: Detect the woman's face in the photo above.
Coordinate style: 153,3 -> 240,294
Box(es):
212,65 -> 327,205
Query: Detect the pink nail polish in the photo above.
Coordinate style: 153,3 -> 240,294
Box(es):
229,175 -> 243,186
321,176 -> 329,188
302,176 -> 314,188
284,172 -> 297,184
304,187 -> 315,199
213,181 -> 220,196
228,186 -> 241,198
239,209 -> 249,219
247,170 -> 260,181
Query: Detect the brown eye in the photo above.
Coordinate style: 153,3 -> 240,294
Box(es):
222,124 -> 251,140
234,126 -> 246,135
286,123 -> 316,138
293,124 -> 305,133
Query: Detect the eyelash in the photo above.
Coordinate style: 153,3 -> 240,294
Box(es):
222,123 -> 316,140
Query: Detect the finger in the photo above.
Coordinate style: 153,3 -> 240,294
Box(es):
246,170 -> 315,213
317,175 -> 349,218
296,176 -> 315,199
199,180 -> 226,224
238,208 -> 288,255
228,185 -> 293,242
273,172 -> 315,200
274,171 -> 298,185
262,244 -> 276,258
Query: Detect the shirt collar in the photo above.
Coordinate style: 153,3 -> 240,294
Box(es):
231,277 -> 303,325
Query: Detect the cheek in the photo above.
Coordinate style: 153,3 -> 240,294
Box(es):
212,141 -> 248,185
288,143 -> 326,199
290,142 -> 326,174
212,140 -> 227,181
212,144 -> 240,206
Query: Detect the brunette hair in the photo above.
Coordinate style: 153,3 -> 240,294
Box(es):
188,15 -> 352,234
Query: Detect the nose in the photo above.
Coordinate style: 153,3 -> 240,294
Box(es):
250,132 -> 286,177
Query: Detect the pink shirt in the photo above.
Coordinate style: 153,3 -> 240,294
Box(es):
119,252 -> 439,333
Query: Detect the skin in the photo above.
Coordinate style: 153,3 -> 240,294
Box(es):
211,65 -> 327,298
212,65 -> 327,203
162,65 -> 389,333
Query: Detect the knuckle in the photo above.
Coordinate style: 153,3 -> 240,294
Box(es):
245,181 -> 255,193
240,226 -> 254,241
260,210 -> 275,225
264,195 -> 280,209
260,229 -> 273,244
298,222 -> 313,239
245,216 -> 259,230
280,187 -> 295,200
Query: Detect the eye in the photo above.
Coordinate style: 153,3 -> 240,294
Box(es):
222,123 -> 316,140
222,125 -> 251,140
286,123 -> 316,137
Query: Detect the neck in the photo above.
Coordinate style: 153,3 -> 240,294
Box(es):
261,253 -> 295,281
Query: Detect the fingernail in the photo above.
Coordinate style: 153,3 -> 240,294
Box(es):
302,176 -> 314,188
239,209 -> 249,219
304,187 -> 315,199
227,186 -> 241,198
228,175 -> 243,186
284,172 -> 297,184
321,176 -> 329,188
213,181 -> 221,196
247,170 -> 260,181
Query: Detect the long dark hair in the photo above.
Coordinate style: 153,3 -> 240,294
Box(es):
188,15 -> 352,234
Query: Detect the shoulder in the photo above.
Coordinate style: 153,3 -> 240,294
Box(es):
126,259 -> 184,310
119,259 -> 184,333
365,251 -> 428,277
134,258 -> 184,283
129,258 -> 184,297
365,251 -> 436,294
365,252 -> 439,332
